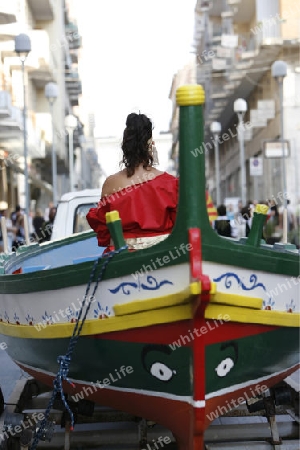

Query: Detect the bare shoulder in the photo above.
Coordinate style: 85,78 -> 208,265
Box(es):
101,172 -> 124,197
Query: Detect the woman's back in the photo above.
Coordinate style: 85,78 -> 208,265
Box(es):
86,112 -> 178,250
87,171 -> 178,248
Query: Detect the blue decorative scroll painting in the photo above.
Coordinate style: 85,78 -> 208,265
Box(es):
109,275 -> 173,295
212,272 -> 282,308
213,272 -> 267,292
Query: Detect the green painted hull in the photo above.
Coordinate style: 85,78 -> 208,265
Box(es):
3,325 -> 299,398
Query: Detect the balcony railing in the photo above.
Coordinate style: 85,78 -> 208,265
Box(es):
65,22 -> 82,50
0,105 -> 23,141
0,91 -> 12,118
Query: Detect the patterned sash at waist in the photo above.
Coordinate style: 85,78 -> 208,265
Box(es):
110,234 -> 169,250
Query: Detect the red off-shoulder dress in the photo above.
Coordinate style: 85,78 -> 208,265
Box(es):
86,172 -> 178,249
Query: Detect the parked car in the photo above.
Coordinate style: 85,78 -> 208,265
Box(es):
51,189 -> 101,241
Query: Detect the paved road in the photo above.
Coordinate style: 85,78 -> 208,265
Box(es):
0,347 -> 25,403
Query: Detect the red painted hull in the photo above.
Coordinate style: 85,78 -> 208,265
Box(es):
18,362 -> 298,450
15,316 -> 299,450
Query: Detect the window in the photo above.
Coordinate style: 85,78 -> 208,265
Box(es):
73,203 -> 97,234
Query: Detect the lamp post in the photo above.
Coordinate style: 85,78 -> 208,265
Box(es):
15,33 -> 31,216
45,82 -> 59,205
65,114 -> 77,192
79,135 -> 86,190
234,98 -> 247,207
210,121 -> 222,205
271,60 -> 288,244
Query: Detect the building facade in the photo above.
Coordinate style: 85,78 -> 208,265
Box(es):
170,0 -> 300,207
0,0 -> 100,215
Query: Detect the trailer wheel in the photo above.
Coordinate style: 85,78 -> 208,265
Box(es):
0,387 -> 4,415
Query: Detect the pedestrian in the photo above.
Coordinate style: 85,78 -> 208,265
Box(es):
10,204 -> 21,226
295,198 -> 300,228
0,202 -> 16,253
12,211 -> 25,250
42,206 -> 57,241
286,200 -> 296,232
213,204 -> 238,238
44,202 -> 54,222
32,209 -> 46,242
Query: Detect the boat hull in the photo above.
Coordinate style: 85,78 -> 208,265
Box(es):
2,319 -> 299,446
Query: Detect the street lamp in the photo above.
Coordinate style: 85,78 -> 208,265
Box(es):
65,114 -> 77,192
210,121 -> 222,205
15,33 -> 31,215
271,60 -> 288,243
233,98 -> 247,207
79,135 -> 86,190
45,82 -> 59,205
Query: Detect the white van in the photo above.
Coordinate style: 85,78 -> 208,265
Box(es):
51,189 -> 101,241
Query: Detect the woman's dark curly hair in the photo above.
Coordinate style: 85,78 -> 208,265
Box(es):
121,113 -> 153,177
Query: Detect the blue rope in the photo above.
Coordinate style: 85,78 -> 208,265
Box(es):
30,245 -> 127,450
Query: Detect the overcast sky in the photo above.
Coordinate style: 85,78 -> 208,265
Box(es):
74,0 -> 196,137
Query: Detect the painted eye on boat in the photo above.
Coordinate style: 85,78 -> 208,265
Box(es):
150,362 -> 174,381
215,357 -> 234,377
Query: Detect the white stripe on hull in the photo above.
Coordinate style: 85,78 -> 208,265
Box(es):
16,360 -> 298,409
206,362 -> 300,399
204,261 -> 300,313
1,264 -> 190,326
1,261 -> 298,326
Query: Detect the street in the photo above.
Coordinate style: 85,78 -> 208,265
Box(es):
0,348 -> 25,402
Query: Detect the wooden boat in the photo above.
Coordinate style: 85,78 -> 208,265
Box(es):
0,85 -> 299,449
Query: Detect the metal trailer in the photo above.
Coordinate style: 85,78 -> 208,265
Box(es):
0,375 -> 299,450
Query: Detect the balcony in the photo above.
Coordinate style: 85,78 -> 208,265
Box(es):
27,0 -> 54,21
65,69 -> 82,105
0,105 -> 23,141
28,30 -> 55,87
70,51 -> 78,64
68,95 -> 78,107
0,0 -> 18,25
202,21 -> 283,129
67,80 -> 82,95
0,91 -> 12,119
65,22 -> 82,50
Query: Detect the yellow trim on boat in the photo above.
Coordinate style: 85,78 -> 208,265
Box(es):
114,285 -> 262,317
205,304 -> 300,327
114,286 -> 192,316
211,292 -> 263,310
0,287 -> 296,340
0,304 -> 192,339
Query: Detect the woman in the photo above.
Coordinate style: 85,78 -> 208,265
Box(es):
86,113 -> 178,251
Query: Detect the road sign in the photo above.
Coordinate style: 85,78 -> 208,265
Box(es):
250,157 -> 263,176
263,140 -> 290,158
